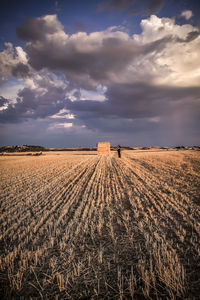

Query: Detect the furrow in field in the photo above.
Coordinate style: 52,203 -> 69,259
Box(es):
0,164 -> 75,226
115,155 -> 199,247
128,154 -> 200,246
27,156 -> 100,249
113,155 -> 199,295
0,158 -> 87,235
56,156 -> 107,248
110,156 -> 186,296
124,153 -> 199,226
0,157 -> 97,250
126,152 -> 200,207
0,156 -> 101,272
0,156 -> 88,206
0,158 -> 68,190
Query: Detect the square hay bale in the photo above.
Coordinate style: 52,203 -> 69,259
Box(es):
97,142 -> 110,155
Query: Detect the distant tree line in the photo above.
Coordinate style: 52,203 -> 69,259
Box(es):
0,145 -> 47,153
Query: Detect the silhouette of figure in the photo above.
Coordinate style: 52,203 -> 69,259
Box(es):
117,145 -> 121,158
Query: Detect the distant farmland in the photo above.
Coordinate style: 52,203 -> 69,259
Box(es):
0,150 -> 199,299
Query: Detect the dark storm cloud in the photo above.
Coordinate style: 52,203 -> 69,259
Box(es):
75,115 -> 159,133
0,43 -> 29,85
11,63 -> 30,78
0,82 -> 69,123
0,96 -> 9,107
16,15 -> 172,89
0,101 -> 21,123
23,36 -> 140,87
16,15 -> 63,41
3,79 -> 198,128
176,31 -> 200,43
98,0 -> 163,14
66,83 -> 200,132
185,31 -> 200,42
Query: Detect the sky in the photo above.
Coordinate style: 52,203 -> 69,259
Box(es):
0,0 -> 200,147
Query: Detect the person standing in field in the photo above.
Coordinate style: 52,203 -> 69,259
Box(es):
117,145 -> 121,158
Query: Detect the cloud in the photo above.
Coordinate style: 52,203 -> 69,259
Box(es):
66,83 -> 200,129
176,31 -> 200,43
0,118 -> 101,148
181,10 -> 193,20
48,122 -> 73,130
0,43 -> 29,84
12,63 -> 30,78
0,96 -> 9,109
14,14 -> 200,91
133,15 -> 200,86
0,71 -> 70,123
17,16 -> 139,89
0,14 -> 200,146
133,14 -> 197,43
0,79 -> 25,102
16,15 -> 64,41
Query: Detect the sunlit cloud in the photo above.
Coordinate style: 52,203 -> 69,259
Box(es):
181,10 -> 193,20
48,122 -> 73,130
50,109 -> 75,119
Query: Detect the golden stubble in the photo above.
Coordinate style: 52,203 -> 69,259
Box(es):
0,150 -> 199,298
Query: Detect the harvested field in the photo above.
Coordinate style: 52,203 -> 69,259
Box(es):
0,150 -> 200,299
